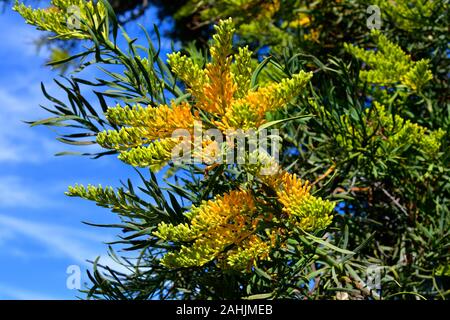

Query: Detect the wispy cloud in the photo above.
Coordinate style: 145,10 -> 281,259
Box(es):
0,11 -> 63,165
0,283 -> 60,300
0,8 -> 144,300
0,8 -> 51,58
0,214 -> 133,279
0,225 -> 15,246
0,214 -> 107,264
0,82 -> 62,164
0,175 -> 56,208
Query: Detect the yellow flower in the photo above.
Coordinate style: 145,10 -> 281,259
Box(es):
154,170 -> 335,270
336,103 -> 444,158
95,19 -> 313,170
345,30 -> 433,91
117,138 -> 181,171
154,190 -> 264,269
169,18 -> 313,131
289,15 -> 311,28
14,0 -> 107,40
101,102 -> 195,142
263,171 -> 335,231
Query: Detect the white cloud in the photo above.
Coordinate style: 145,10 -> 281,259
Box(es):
0,83 -> 62,164
0,214 -> 105,264
0,9 -> 118,165
0,176 -> 56,208
0,11 -> 51,58
0,12 -> 64,165
0,214 -> 135,276
0,225 -> 15,246
0,283 -> 60,300
0,7 -> 145,300
0,86 -> 56,163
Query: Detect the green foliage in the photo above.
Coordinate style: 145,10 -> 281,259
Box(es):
345,30 -> 433,91
15,0 -> 450,300
13,0 -> 108,39
373,0 -> 445,31
335,102 -> 444,160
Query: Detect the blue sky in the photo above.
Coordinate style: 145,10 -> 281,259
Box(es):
0,3 -> 174,299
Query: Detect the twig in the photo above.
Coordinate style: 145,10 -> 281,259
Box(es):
381,188 -> 409,216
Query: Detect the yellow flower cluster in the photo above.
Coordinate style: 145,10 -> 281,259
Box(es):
336,103 -> 445,159
154,171 -> 335,270
117,138 -> 181,171
96,102 -> 196,170
13,0 -> 106,40
271,172 -> 334,231
97,18 -> 312,170
168,18 -> 312,130
154,190 -> 266,269
225,234 -> 275,270
98,103 -> 195,148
